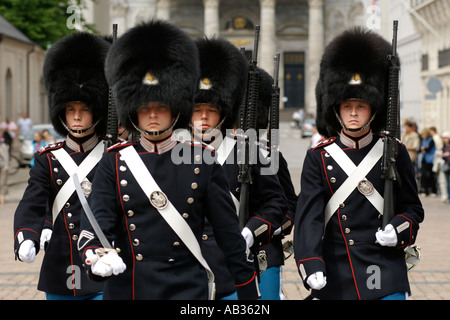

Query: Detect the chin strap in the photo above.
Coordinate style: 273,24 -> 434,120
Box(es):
334,110 -> 376,133
129,113 -> 180,138
189,116 -> 226,136
60,117 -> 100,135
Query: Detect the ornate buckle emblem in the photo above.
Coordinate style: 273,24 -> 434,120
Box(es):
81,178 -> 92,197
150,190 -> 168,209
357,179 -> 374,196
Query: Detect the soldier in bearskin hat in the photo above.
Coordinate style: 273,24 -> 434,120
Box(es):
293,27 -> 424,299
254,67 -> 298,299
77,20 -> 259,300
189,37 -> 287,299
13,32 -> 110,299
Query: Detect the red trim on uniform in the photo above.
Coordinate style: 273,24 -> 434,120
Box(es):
115,152 -> 136,300
337,208 -> 362,300
14,228 -> 40,241
397,214 -> 414,249
251,216 -> 272,243
235,271 -> 257,287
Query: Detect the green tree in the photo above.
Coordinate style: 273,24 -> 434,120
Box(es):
0,0 -> 97,49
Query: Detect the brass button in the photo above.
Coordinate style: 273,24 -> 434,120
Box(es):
195,155 -> 201,162
123,194 -> 130,202
191,182 -> 198,190
168,258 -> 175,262
56,179 -> 63,185
327,165 -> 333,170
345,228 -> 351,234
72,235 -> 78,241
339,203 -> 345,208
127,210 -> 134,217
202,234 -> 208,241
133,239 -> 140,246
187,197 -> 194,204
67,213 -> 72,219
348,239 -> 354,246
136,254 -> 143,261
53,168 -> 59,173
341,215 -> 347,221
120,165 -> 127,172
182,213 -> 189,219
120,180 -> 128,187
65,202 -> 71,208
194,167 -> 200,174
68,223 -> 75,230
173,242 -> 180,246
330,177 -> 336,183
129,224 -> 136,231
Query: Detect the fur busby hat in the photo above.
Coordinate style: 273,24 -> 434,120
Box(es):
43,32 -> 111,137
194,37 -> 248,130
256,67 -> 274,131
105,20 -> 199,132
315,27 -> 396,137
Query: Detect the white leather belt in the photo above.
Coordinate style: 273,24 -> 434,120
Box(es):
51,141 -> 104,222
119,146 -> 215,300
323,139 -> 384,228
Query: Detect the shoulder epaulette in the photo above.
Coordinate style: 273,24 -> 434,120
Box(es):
106,140 -> 136,153
312,137 -> 336,151
39,141 -> 64,155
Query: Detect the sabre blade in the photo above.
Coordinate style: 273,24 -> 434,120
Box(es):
73,173 -> 113,249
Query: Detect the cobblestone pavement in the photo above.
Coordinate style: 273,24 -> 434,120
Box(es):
1,123 -> 449,300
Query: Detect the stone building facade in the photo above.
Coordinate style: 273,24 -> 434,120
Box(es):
0,15 -> 46,126
85,0 -> 372,115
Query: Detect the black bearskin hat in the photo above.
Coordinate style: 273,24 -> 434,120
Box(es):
194,37 -> 247,130
315,27 -> 396,137
255,67 -> 274,131
105,20 -> 199,131
43,32 -> 111,136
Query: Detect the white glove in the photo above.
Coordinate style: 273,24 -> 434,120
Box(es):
86,248 -> 126,277
18,240 -> 36,263
376,224 -> 397,247
40,229 -> 52,250
241,227 -> 254,248
307,271 -> 327,290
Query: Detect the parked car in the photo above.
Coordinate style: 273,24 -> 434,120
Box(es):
19,124 -> 63,166
300,117 -> 316,138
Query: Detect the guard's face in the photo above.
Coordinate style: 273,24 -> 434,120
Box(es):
339,99 -> 372,136
191,103 -> 221,132
65,101 -> 94,138
137,102 -> 174,140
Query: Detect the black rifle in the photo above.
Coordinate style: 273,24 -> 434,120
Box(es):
268,53 -> 280,172
238,25 -> 260,230
381,20 -> 401,228
104,24 -> 119,150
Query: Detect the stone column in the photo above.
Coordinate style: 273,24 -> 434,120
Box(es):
156,0 -> 170,20
306,0 -> 324,115
259,0 -> 277,74
203,0 -> 220,37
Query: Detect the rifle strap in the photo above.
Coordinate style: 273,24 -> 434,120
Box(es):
323,139 -> 384,229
